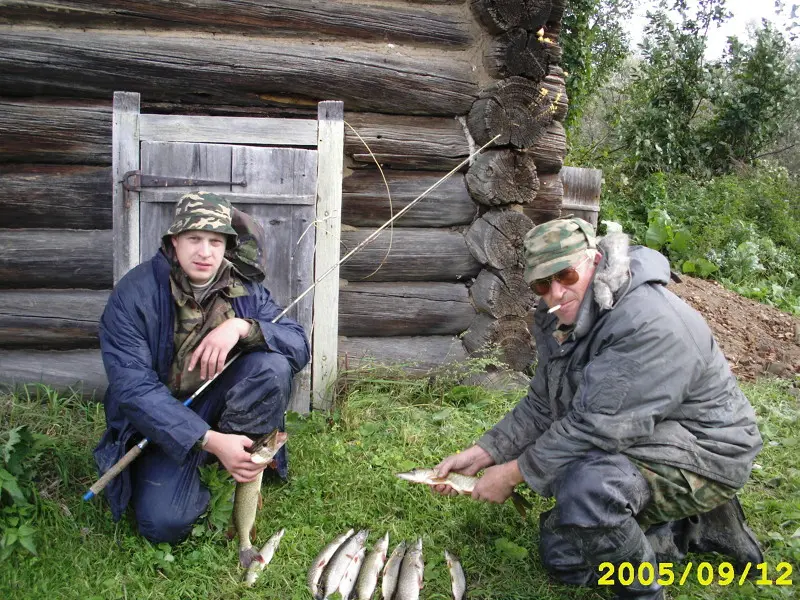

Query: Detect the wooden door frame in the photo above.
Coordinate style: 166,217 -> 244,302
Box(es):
111,91 -> 343,412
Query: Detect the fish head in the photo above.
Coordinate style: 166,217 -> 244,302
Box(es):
250,430 -> 288,464
444,549 -> 460,567
396,468 -> 441,485
376,532 -> 390,555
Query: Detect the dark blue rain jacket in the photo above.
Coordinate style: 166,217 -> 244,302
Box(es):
94,250 -> 310,520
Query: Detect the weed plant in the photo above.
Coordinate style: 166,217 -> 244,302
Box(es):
0,376 -> 798,599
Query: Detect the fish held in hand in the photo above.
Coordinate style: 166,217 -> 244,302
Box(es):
381,540 -> 407,600
355,532 -> 390,600
396,467 -> 531,518
243,528 -> 285,587
394,538 -> 424,600
322,529 -> 369,600
308,529 -> 355,600
445,550 -> 466,600
233,429 -> 288,567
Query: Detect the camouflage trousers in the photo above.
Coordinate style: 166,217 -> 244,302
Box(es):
628,457 -> 739,530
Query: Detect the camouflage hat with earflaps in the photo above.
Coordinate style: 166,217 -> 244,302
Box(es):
523,217 -> 597,284
164,191 -> 238,246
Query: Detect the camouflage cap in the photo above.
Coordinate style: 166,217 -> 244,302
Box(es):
164,191 -> 238,245
523,217 -> 597,283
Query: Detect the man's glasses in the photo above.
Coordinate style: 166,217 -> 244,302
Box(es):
530,255 -> 592,296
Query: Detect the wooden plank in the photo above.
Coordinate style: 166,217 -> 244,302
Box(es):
143,191 -> 316,206
0,28 -> 478,115
312,101 -> 345,411
112,91 -> 140,284
338,335 -> 468,375
0,165 -> 111,229
340,229 -> 481,282
345,113 -> 471,170
342,170 -> 476,227
0,1 -> 472,47
0,349 -> 107,397
0,229 -> 113,289
0,289 -> 106,348
140,114 -> 318,146
339,282 -> 475,337
0,99 -> 111,164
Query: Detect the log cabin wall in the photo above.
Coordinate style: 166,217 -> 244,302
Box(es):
0,0 -> 567,394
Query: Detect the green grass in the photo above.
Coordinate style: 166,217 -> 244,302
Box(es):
0,376 -> 798,599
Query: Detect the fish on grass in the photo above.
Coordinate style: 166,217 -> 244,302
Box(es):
396,468 -> 531,518
381,541 -> 407,600
394,538 -> 424,600
243,528 -> 285,587
445,550 -> 466,600
337,545 -> 365,600
321,529 -> 369,600
308,529 -> 355,600
233,429 -> 288,567
354,532 -> 390,600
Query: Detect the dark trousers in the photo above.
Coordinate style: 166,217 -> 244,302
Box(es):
539,451 -> 663,599
130,351 -> 293,544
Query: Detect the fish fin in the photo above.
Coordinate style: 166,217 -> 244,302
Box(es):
510,492 -> 531,519
239,547 -> 262,568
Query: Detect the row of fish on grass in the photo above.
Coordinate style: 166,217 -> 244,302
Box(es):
308,529 -> 466,600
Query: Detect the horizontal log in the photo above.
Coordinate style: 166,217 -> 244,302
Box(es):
462,313 -> 535,371
0,28 -> 477,115
340,228 -> 481,282
0,349 -> 107,397
0,289 -> 105,348
339,282 -> 476,336
342,170 -> 476,227
466,149 -> 539,206
470,0 -> 552,34
0,99 -> 111,164
522,172 -> 562,224
338,335 -> 468,375
0,1 -> 472,47
527,121 -> 566,174
485,27 -> 551,80
0,229 -> 113,289
0,165 -> 111,229
345,113 -> 471,171
465,209 -> 533,270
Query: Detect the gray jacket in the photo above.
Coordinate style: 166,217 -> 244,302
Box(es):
478,234 -> 762,497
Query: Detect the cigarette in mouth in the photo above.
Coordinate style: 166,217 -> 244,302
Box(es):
547,304 -> 562,314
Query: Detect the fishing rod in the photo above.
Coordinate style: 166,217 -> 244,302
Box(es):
82,134 -> 500,502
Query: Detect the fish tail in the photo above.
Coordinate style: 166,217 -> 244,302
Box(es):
510,492 -> 531,519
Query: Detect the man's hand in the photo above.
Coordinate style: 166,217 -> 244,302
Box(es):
189,318 -> 251,380
471,460 -> 524,504
431,445 -> 495,497
203,431 -> 268,483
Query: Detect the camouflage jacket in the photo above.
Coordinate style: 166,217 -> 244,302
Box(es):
478,234 -> 762,497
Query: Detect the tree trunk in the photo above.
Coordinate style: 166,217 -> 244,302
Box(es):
339,282 -> 475,336
0,28 -> 477,115
342,170 -> 476,227
468,77 -> 557,148
485,27 -> 551,79
0,165 -> 111,229
340,228 -> 482,282
522,172 -> 562,225
469,268 -> 534,318
470,0 -> 553,34
462,313 -> 535,371
527,121 -> 566,174
465,209 -> 534,270
0,0 -> 473,47
466,149 -> 539,206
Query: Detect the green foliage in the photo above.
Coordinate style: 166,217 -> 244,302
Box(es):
196,464 -> 235,538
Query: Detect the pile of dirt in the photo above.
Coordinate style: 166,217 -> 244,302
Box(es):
669,275 -> 799,381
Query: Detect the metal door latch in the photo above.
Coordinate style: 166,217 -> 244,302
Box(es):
122,170 -> 247,192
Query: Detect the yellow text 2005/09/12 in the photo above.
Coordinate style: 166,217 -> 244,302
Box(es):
597,561 -> 793,587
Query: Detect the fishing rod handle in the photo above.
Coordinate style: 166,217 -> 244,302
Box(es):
83,438 -> 149,500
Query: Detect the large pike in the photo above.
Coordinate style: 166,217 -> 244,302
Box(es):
243,528 -> 285,587
354,532 -> 390,600
381,541 -> 407,600
338,546 -> 366,600
445,550 -> 466,600
396,468 -> 531,518
394,538 -> 424,600
321,529 -> 369,600
233,429 -> 287,567
308,529 -> 355,600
